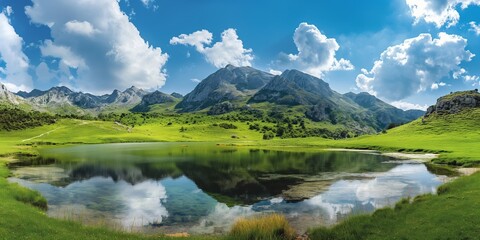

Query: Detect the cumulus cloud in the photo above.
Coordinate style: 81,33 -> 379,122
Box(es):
276,22 -> 353,78
65,20 -> 97,36
469,21 -> 480,35
431,82 -> 447,90
390,101 -> 429,111
356,32 -> 474,101
464,75 -> 479,81
0,9 -> 32,92
40,40 -> 86,69
170,29 -> 253,68
170,30 -> 212,52
35,62 -> 56,83
26,0 -> 168,94
406,0 -> 480,28
268,69 -> 282,75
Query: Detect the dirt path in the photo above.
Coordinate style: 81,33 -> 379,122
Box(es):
21,127 -> 63,142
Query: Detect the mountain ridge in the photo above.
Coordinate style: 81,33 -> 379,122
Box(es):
176,65 -> 274,112
1,65 -> 425,133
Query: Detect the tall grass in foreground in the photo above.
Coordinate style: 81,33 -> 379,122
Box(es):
229,214 -> 296,240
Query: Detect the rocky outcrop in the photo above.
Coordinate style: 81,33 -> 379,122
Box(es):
0,83 -> 21,105
207,101 -> 236,115
305,102 -> 335,122
425,89 -> 480,117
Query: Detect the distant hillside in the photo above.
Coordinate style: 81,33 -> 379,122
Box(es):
176,64 -> 274,112
344,92 -> 424,129
131,91 -> 178,112
247,69 -> 422,131
15,86 -> 148,114
2,66 -> 425,134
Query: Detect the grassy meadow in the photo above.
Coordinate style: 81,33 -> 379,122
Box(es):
0,108 -> 479,239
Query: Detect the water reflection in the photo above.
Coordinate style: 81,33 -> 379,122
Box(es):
8,143 -> 448,234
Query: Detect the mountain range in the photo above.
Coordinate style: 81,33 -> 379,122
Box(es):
0,65 -> 424,132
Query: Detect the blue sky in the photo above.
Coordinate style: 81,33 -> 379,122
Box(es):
0,0 -> 480,109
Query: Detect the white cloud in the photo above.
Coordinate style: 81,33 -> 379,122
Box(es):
191,78 -> 201,83
356,32 -> 474,100
268,69 -> 282,75
35,62 -> 55,83
406,0 -> 480,28
431,82 -> 447,90
139,0 -> 158,9
170,28 -> 253,68
119,180 -> 168,227
453,68 -> 466,79
26,0 -> 168,94
464,75 -> 479,82
0,10 -> 32,92
469,21 -> 480,35
170,30 -> 212,52
40,40 -> 86,69
391,100 -> 429,111
65,20 -> 97,36
277,22 -> 354,78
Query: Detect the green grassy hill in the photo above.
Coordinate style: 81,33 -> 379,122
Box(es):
327,108 -> 480,165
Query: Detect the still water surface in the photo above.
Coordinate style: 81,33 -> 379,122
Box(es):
9,143 -> 448,234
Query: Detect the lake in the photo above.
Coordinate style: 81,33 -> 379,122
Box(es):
8,143 -> 449,234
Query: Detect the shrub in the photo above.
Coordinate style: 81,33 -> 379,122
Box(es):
437,185 -> 450,195
263,131 -> 275,140
219,123 -> 238,129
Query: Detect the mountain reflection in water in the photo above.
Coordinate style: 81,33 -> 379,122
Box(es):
9,143 -> 448,234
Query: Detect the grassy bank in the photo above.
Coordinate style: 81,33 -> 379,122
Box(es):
0,159 -> 184,240
309,172 -> 480,239
0,109 -> 479,239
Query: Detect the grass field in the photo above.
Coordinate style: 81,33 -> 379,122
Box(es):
0,108 -> 479,239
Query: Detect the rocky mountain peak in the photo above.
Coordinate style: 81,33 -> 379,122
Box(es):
344,92 -> 383,109
176,65 -> 274,112
17,89 -> 45,98
0,83 -> 20,105
224,64 -> 236,70
425,89 -> 480,117
49,86 -> 73,95
171,92 -> 183,98
249,69 -> 335,106
280,69 -> 332,96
